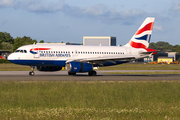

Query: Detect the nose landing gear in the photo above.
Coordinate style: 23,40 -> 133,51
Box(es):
29,66 -> 35,76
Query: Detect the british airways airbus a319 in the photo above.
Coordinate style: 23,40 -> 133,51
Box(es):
8,17 -> 157,76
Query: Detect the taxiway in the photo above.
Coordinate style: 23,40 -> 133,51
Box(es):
0,70 -> 180,81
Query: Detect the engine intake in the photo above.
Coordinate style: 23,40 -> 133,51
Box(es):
36,66 -> 62,72
66,62 -> 93,73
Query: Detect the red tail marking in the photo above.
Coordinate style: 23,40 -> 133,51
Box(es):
129,41 -> 147,49
135,22 -> 154,35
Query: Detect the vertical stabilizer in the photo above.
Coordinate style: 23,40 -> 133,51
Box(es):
125,17 -> 155,49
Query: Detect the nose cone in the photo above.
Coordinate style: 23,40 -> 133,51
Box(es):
7,53 -> 17,64
8,53 -> 14,61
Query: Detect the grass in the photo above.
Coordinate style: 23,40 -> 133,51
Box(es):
1,63 -> 180,71
0,64 -> 30,71
105,71 -> 180,74
99,63 -> 180,70
0,81 -> 180,119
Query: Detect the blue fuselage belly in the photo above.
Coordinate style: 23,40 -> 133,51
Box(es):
8,60 -> 66,66
9,59 -> 128,67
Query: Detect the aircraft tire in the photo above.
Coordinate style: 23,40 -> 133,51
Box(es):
29,71 -> 35,76
68,72 -> 76,75
88,71 -> 97,76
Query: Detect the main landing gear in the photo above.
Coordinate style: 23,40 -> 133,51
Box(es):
88,70 -> 97,76
68,71 -> 97,76
68,72 -> 76,75
29,66 -> 35,76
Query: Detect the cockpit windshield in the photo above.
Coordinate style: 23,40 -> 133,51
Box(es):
15,49 -> 27,53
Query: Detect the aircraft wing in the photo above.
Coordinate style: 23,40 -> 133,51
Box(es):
66,55 -> 138,65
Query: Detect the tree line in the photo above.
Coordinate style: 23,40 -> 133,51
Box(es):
0,31 -> 180,53
0,32 -> 44,52
149,41 -> 180,53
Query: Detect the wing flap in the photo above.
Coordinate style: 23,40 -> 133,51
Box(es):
66,55 -> 137,65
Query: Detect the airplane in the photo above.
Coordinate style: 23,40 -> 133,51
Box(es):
8,17 -> 157,76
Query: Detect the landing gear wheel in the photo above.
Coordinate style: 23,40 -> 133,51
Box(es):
29,71 -> 35,76
88,71 -> 97,76
68,72 -> 76,75
29,66 -> 35,76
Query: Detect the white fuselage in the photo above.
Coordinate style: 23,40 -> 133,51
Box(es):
8,44 -> 146,67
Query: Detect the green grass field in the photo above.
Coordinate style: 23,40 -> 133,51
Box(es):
106,71 -> 180,74
98,63 -> 180,70
0,81 -> 180,119
1,63 -> 180,119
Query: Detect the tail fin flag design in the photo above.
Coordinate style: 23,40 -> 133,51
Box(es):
126,17 -> 155,49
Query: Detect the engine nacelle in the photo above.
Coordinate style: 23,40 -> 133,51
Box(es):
36,66 -> 62,72
66,62 -> 93,73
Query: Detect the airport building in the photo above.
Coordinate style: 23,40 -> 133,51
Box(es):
83,36 -> 116,46
0,50 -> 10,59
148,52 -> 180,63
153,52 -> 168,61
157,57 -> 174,64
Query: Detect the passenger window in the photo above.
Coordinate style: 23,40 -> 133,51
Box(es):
24,50 -> 27,53
20,50 -> 23,53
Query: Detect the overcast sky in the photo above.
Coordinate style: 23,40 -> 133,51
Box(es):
0,0 -> 180,45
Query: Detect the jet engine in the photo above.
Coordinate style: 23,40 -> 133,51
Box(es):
66,62 -> 93,73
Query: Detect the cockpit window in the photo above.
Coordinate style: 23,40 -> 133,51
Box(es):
15,50 -> 20,52
15,49 -> 27,53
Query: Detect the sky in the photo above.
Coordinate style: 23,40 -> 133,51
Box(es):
0,0 -> 180,45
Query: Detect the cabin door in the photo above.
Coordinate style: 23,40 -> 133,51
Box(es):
126,48 -> 131,55
33,46 -> 40,58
